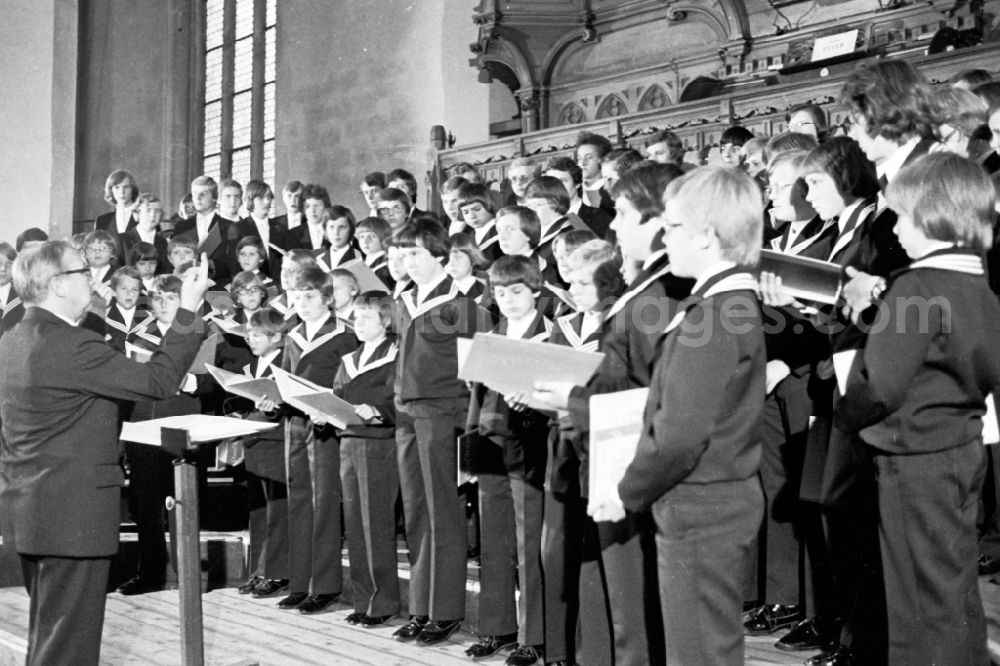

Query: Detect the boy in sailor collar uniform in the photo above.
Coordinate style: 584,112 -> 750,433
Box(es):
617,166 -> 767,666
270,266 -> 358,615
268,248 -> 319,329
356,216 -> 395,290
238,307 -> 290,600
103,267 -> 153,354
838,153 -> 1000,666
332,292 -> 400,628
539,240 -> 618,666
464,256 -> 552,665
391,220 -> 482,646
457,181 -> 503,266
533,163 -> 693,666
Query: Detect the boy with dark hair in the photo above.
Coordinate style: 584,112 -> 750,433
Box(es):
361,171 -> 387,217
458,181 -> 502,265
274,180 -> 304,232
387,168 -> 423,217
719,125 -> 755,168
103,266 -> 152,353
218,179 -> 244,223
290,184 -> 332,252
440,176 -> 471,235
465,255 -> 550,665
378,188 -> 414,238
575,131 -> 614,211
543,155 -> 612,239
122,193 -> 169,273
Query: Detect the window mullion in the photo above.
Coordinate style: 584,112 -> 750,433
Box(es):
220,0 -> 236,178
250,0 -> 266,180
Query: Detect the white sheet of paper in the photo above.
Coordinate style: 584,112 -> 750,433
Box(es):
832,350 -> 857,396
120,414 -> 278,446
587,388 -> 648,521
983,393 -> 999,445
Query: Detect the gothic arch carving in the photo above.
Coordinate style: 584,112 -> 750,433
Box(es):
664,0 -> 750,44
470,31 -> 536,91
638,85 -> 671,111
595,94 -> 628,119
540,25 -> 598,88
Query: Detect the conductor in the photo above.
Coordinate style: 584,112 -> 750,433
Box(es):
0,241 -> 210,666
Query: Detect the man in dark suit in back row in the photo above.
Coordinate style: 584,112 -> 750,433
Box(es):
0,242 -> 210,666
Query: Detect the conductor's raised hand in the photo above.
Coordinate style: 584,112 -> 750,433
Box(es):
180,253 -> 211,312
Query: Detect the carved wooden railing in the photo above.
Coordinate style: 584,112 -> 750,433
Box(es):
431,43 -> 998,199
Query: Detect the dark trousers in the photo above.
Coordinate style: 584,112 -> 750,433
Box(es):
244,438 -> 289,580
396,398 -> 468,620
875,439 -> 988,665
476,432 -> 546,645
341,436 -> 401,616
653,478 -> 763,666
20,554 -> 111,666
758,375 -> 810,606
541,489 -> 584,662
125,441 -> 176,583
285,415 -> 342,594
578,511 -> 664,666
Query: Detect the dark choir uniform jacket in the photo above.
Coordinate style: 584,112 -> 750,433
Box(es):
565,250 -> 694,496
95,209 -> 138,261
0,284 -> 25,339
120,228 -> 170,273
103,300 -> 155,354
173,213 -> 233,284
266,292 -> 300,329
472,220 -> 503,266
837,248 -> 1000,453
314,245 -> 360,272
240,350 -> 285,446
332,336 -> 398,439
546,309 -> 602,496
285,222 -> 328,253
282,314 -> 358,397
229,216 -> 288,280
128,318 -> 213,419
536,217 -> 577,268
573,202 -> 613,240
395,275 -> 479,405
619,267 -> 766,510
0,307 -> 203,557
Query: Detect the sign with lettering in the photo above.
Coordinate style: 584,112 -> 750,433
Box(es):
811,30 -> 859,62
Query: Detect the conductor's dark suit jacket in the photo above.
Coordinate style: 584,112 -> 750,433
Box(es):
0,306 -> 203,557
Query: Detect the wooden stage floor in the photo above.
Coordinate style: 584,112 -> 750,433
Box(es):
3,553 -> 1000,665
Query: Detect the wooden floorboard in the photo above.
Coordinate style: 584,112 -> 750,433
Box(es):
5,574 -> 1000,664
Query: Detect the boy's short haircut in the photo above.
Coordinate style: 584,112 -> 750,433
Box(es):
354,291 -> 395,328
448,162 -> 483,183
553,229 -> 598,256
593,259 -> 627,303
16,228 -> 48,252
396,218 -> 449,258
244,179 -> 274,211
356,216 -> 393,242
663,166 -> 763,266
84,229 -> 118,258
247,307 -> 287,337
103,169 -> 139,205
111,266 -> 142,289
191,175 -> 219,200
524,176 -> 571,215
933,86 -> 988,137
283,180 -> 304,210
840,60 -> 936,142
378,187 -> 413,212
0,242 -> 16,263
762,131 -> 820,166
448,232 -> 489,269
457,182 -> 495,212
610,162 -> 684,224
602,147 -> 644,173
543,156 -> 583,186
720,125 -> 754,147
576,131 -> 614,158
441,176 -> 469,195
236,235 -> 266,255
330,268 -> 361,295
284,248 -> 319,270
325,205 -> 357,235
886,152 -> 994,253
951,69 -> 993,88
168,235 -> 197,253
135,192 -> 162,208
642,130 -> 686,163
302,183 -> 332,209
488,254 -> 543,291
152,274 -> 183,295
567,239 -> 617,273
292,265 -> 334,300
220,178 -> 243,195
785,104 -> 829,141
130,241 -> 158,265
801,136 -> 880,200
386,168 -> 418,200
364,171 -> 387,188
232,270 -> 266,293
767,148 -> 809,174
496,205 -> 542,248
741,137 -> 768,158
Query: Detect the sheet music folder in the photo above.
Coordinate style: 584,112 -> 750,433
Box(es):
758,249 -> 843,305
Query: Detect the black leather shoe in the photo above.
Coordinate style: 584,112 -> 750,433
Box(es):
465,633 -> 517,659
776,617 -> 833,652
297,593 -> 340,614
117,575 -> 166,596
416,618 -> 463,645
806,646 -> 854,666
252,578 -> 289,598
743,603 -> 803,635
346,611 -> 367,625
238,575 -> 264,594
393,615 -> 428,641
980,553 -> 1000,576
276,591 -> 309,609
361,614 -> 394,628
506,645 -> 542,666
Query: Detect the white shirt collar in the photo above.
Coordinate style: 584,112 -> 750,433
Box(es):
137,227 -> 157,244
473,219 -> 496,245
0,282 -> 11,305
256,349 -> 280,377
252,216 -> 270,244
876,136 -> 921,183
328,245 -> 351,266
581,310 -> 603,339
196,212 -> 214,242
415,270 -> 448,305
568,198 -> 582,215
642,249 -> 667,271
358,335 -> 388,365
309,222 -> 326,250
116,207 -> 133,234
303,313 -> 330,340
691,261 -> 737,294
505,312 -> 537,339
